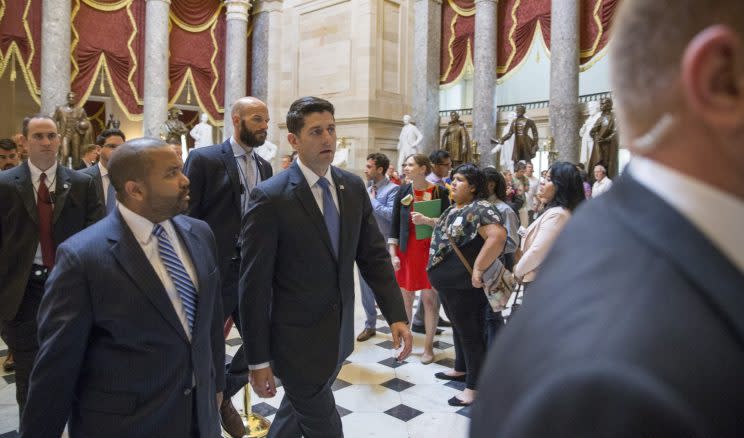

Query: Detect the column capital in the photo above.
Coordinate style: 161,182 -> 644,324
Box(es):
145,0 -> 171,4
252,0 -> 282,14
475,0 -> 498,4
226,0 -> 252,21
415,0 -> 443,5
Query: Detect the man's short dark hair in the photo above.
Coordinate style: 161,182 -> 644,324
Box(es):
82,144 -> 98,154
22,114 -> 55,137
366,153 -> 390,173
515,161 -> 527,172
0,138 -> 17,152
286,96 -> 335,135
96,128 -> 126,146
108,137 -> 167,195
429,150 -> 451,165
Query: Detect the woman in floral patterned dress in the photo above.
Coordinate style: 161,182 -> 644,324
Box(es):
427,163 -> 507,406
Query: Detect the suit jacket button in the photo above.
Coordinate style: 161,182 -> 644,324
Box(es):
183,388 -> 192,396
332,303 -> 339,310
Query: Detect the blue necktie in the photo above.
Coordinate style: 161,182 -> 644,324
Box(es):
316,178 -> 340,256
153,224 -> 198,334
105,175 -> 116,213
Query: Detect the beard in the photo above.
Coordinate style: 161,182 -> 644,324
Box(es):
239,120 -> 267,148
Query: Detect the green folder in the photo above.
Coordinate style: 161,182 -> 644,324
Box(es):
413,198 -> 442,239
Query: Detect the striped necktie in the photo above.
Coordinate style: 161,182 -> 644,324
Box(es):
153,224 -> 197,334
316,177 -> 340,256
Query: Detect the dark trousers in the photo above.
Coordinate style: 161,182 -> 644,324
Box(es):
439,297 -> 466,373
225,307 -> 250,398
437,286 -> 488,390
269,364 -> 343,438
0,275 -> 45,420
484,304 -> 504,347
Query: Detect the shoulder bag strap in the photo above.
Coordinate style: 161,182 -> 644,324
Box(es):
449,239 -> 473,275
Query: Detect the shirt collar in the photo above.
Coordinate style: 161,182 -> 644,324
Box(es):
28,160 -> 57,183
230,137 -> 253,159
117,203 -> 172,246
98,160 -> 108,176
628,156 -> 744,273
371,176 -> 390,190
296,157 -> 334,189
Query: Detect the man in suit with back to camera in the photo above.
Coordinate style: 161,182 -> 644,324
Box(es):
239,96 -> 413,438
184,96 -> 273,436
21,137 -> 225,438
81,128 -> 126,214
471,1 -> 744,437
0,114 -> 103,419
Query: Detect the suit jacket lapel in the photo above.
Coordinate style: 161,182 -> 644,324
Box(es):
613,176 -> 744,346
220,140 -> 242,212
171,215 -> 210,336
108,211 -> 190,342
15,162 -> 39,225
53,167 -> 71,223
332,168 -> 349,260
289,163 -> 337,260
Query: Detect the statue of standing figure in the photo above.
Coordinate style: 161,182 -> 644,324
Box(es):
54,91 -> 92,167
396,115 -> 423,171
579,100 -> 602,168
490,111 -> 517,172
588,97 -> 619,179
492,105 -> 539,163
441,111 -> 471,165
160,107 -> 189,145
189,113 -> 214,148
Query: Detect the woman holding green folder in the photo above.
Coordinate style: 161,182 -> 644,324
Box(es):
388,154 -> 450,364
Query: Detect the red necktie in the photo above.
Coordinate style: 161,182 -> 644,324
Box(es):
37,172 -> 55,267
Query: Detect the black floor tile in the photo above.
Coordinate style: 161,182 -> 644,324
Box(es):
444,380 -> 466,391
0,431 -> 19,438
3,374 -> 15,384
251,402 -> 277,417
380,378 -> 415,392
331,378 -> 352,392
378,357 -> 407,369
456,405 -> 472,418
375,340 -> 395,349
225,338 -> 242,347
336,404 -> 352,418
435,357 -> 456,368
384,404 -> 423,422
432,340 -> 453,350
376,326 -> 391,334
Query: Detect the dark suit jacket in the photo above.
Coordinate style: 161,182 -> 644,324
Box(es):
239,163 -> 407,385
73,160 -> 94,171
20,211 -> 226,438
184,140 -> 273,316
390,182 -> 450,253
0,161 -> 104,321
80,163 -> 104,208
470,175 -> 744,437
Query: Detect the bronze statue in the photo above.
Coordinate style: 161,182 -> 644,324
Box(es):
588,97 -> 619,179
492,105 -> 539,163
54,91 -> 92,167
160,107 -> 188,145
441,111 -> 471,165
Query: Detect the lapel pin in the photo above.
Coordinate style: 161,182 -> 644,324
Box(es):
339,185 -> 345,190
63,183 -> 69,189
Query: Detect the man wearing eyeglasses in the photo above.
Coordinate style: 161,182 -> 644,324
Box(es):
81,128 -> 127,214
0,114 -> 104,420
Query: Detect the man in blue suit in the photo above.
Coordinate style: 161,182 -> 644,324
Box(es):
21,138 -> 225,438
239,97 -> 413,437
471,1 -> 744,436
184,96 -> 273,435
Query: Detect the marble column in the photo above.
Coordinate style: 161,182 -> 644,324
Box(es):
40,0 -> 72,115
549,0 -> 580,162
224,0 -> 252,140
143,0 -> 171,137
251,0 -> 282,143
412,0 -> 442,156
473,0 -> 498,167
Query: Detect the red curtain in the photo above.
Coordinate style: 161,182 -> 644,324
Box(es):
0,0 -> 42,99
440,0 -> 475,85
496,0 -> 550,79
170,0 -> 222,28
580,0 -> 619,65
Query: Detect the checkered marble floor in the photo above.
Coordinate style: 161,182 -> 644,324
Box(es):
0,286 -> 469,437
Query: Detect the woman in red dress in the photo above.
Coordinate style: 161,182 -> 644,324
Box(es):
388,154 -> 450,363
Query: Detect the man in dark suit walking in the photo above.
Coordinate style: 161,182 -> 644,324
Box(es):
184,96 -> 273,435
21,138 -> 225,438
471,1 -> 744,437
81,128 -> 126,214
239,97 -> 413,438
0,115 -> 103,419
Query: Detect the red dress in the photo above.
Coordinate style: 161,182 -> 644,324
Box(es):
395,186 -> 435,291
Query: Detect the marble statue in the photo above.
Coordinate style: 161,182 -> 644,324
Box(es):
160,107 -> 188,145
105,113 -> 121,130
579,100 -> 601,168
588,97 -> 619,179
490,111 -> 517,172
332,137 -> 350,169
54,91 -> 92,167
396,115 -> 423,171
441,111 -> 471,165
189,113 -> 214,148
255,139 -> 278,165
492,105 -> 539,162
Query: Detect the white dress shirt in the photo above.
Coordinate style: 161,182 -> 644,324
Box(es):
629,157 -> 744,273
98,161 -> 112,205
230,137 -> 260,212
118,203 -> 199,340
592,177 -> 613,197
28,160 -> 57,266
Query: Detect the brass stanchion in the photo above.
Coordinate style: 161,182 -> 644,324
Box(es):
222,384 -> 271,438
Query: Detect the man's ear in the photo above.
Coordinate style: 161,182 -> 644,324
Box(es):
681,25 -> 744,128
287,132 -> 299,150
124,180 -> 144,202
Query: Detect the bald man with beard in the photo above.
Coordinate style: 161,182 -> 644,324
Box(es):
184,97 -> 273,437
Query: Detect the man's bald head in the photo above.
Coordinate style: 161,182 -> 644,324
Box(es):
231,97 -> 267,118
108,137 -> 170,195
231,96 -> 269,149
611,0 -> 744,136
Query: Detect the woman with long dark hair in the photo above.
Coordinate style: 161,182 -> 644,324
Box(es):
514,161 -> 584,290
